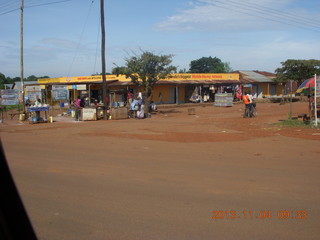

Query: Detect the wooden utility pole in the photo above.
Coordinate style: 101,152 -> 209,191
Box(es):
20,0 -> 25,113
100,0 -> 108,119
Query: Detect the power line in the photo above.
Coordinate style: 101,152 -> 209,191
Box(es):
93,15 -> 101,74
243,1 -> 320,27
0,0 -> 19,15
0,0 -> 71,16
25,0 -> 72,9
0,0 -> 19,10
204,0 -> 320,33
67,0 -> 95,77
216,0 -> 320,29
0,7 -> 20,16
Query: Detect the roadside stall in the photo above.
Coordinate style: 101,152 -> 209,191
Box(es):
80,107 -> 97,121
28,106 -> 50,124
214,93 -> 233,107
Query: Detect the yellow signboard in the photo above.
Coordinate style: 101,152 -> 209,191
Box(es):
38,74 -> 128,84
38,73 -> 239,84
165,73 -> 239,81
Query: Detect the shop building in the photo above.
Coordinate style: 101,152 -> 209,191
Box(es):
236,71 -> 286,98
30,71 -> 291,107
35,73 -> 241,106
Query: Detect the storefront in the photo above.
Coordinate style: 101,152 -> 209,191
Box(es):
34,73 -> 241,106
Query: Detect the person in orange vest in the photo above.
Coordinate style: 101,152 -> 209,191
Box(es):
242,92 -> 251,117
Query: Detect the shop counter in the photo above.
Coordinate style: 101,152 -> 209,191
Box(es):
28,106 -> 50,123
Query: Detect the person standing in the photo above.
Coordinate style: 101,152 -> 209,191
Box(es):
247,91 -> 254,113
136,97 -> 145,119
127,90 -> 133,107
242,92 -> 251,118
74,96 -> 81,121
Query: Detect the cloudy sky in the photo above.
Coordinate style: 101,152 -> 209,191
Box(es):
0,0 -> 319,78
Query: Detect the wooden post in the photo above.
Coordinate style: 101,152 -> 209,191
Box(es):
100,0 -> 107,119
20,0 -> 25,113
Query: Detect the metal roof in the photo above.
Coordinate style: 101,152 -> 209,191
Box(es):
239,71 -> 274,83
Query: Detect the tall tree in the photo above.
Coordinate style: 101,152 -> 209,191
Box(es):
275,59 -> 320,86
26,75 -> 37,81
113,50 -> 177,112
0,73 -> 6,84
189,56 -> 232,73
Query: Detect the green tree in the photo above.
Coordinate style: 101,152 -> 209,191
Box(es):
112,50 -> 177,113
0,72 -> 6,83
189,56 -> 232,73
38,76 -> 50,79
26,75 -> 37,81
178,68 -> 188,73
275,59 -> 320,86
0,72 -> 6,89
0,73 -> 15,89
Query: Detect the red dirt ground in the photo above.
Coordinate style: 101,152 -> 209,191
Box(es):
1,101 -> 319,240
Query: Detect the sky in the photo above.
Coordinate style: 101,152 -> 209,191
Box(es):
0,0 -> 320,78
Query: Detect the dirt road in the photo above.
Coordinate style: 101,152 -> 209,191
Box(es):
1,102 -> 320,240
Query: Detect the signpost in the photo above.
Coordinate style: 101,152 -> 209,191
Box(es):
1,90 -> 19,106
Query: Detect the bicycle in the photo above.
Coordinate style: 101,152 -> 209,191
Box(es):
243,103 -> 257,118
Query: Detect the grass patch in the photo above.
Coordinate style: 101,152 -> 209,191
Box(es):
0,104 -> 23,111
275,119 -> 312,128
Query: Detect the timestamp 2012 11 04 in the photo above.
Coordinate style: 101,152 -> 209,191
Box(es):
211,210 -> 308,220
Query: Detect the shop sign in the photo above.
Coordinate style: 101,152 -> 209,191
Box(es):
52,85 -> 68,90
166,73 -> 239,81
26,85 -> 42,101
243,84 -> 252,87
77,84 -> 87,90
1,89 -> 19,105
52,85 -> 68,100
26,86 -> 41,91
27,91 -> 41,101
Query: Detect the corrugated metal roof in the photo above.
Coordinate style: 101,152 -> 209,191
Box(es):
239,71 -> 273,83
12,81 -> 38,91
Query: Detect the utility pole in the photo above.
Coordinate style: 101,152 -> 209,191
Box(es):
100,0 -> 108,119
20,0 -> 25,113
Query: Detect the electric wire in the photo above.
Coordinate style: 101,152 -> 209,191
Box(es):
202,0 -> 320,28
25,0 -> 72,9
0,0 -> 19,9
0,8 -> 19,16
0,0 -> 71,15
93,15 -> 101,75
205,0 -> 320,33
240,1 -> 320,27
0,0 -> 19,15
0,2 -> 19,12
213,0 -> 320,30
66,0 -> 95,77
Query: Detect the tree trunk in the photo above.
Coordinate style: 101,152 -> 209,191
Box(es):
143,91 -> 153,115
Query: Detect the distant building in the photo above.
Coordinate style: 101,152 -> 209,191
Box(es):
235,70 -> 296,98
